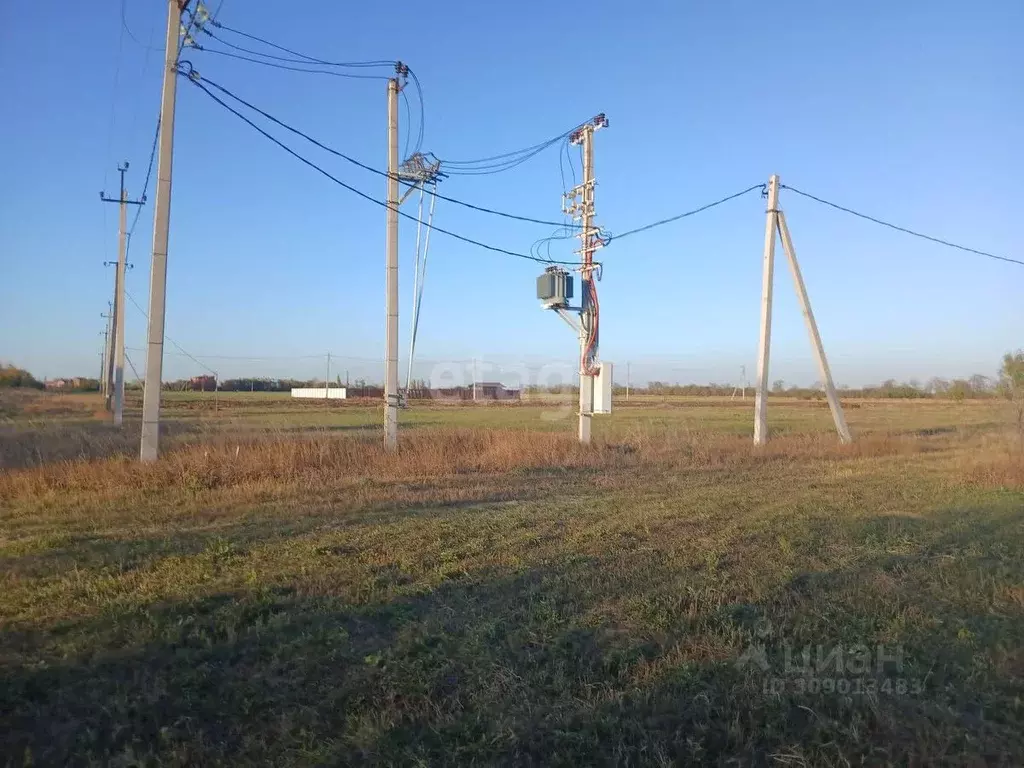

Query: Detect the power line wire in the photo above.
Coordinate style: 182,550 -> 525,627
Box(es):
125,290 -> 218,375
444,135 -> 566,166
405,66 -> 425,156
192,73 -> 582,230
608,184 -> 765,242
103,1 -> 128,191
208,20 -> 394,68
193,45 -> 391,79
120,0 -> 161,51
125,347 -> 326,361
124,350 -> 144,383
400,88 -> 412,160
780,185 -> 1023,268
123,114 -> 161,264
180,70 -> 578,266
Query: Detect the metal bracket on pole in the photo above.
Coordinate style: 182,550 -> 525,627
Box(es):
554,307 -> 581,334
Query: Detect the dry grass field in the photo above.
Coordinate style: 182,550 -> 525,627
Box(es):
1,389 -> 1022,765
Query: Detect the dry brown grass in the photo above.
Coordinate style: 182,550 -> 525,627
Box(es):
958,431 -> 1024,489
0,429 -> 604,501
0,425 -> 945,505
0,389 -> 106,420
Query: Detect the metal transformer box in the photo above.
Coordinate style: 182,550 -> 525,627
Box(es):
537,269 -> 574,308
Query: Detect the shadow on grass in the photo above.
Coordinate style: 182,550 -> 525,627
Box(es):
4,495 -> 1024,766
0,480 -> 572,579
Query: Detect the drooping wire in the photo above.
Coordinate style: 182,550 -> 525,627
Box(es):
192,44 -> 392,79
123,114 -> 161,263
407,182 -> 437,391
608,185 -> 766,242
120,0 -> 161,52
437,143 -> 561,176
435,129 -> 578,177
405,66 -> 425,156
192,73 -> 581,230
400,88 -> 412,160
124,350 -> 144,384
103,1 -> 129,192
530,227 -> 576,264
125,290 -> 218,375
181,69 -> 579,266
780,185 -> 1024,268
208,20 -> 394,68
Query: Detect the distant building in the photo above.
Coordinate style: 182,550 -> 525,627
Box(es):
291,387 -> 348,400
44,377 -> 85,390
471,382 -> 520,401
189,375 -> 217,391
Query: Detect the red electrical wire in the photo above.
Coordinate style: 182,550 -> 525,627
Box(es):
581,276 -> 600,375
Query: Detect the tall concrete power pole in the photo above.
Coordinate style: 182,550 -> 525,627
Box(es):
569,114 -> 608,444
384,75 -> 400,449
101,304 -> 113,401
753,175 -> 780,445
101,164 -> 144,427
140,0 -> 187,462
753,174 -> 850,445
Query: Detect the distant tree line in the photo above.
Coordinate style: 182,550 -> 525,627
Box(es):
6,351 -> 1023,411
0,364 -> 44,389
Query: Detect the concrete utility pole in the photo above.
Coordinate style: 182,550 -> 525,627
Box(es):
325,351 -> 331,400
571,116 -> 607,444
98,338 -> 107,392
776,208 -> 851,443
101,163 -> 144,427
100,306 -> 113,400
626,361 -> 630,402
753,175 -> 851,445
754,175 -> 780,445
140,0 -> 187,462
384,75 -> 400,449
102,264 -> 118,410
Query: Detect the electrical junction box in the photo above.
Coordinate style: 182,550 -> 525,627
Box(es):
537,267 -> 573,308
594,362 -> 613,414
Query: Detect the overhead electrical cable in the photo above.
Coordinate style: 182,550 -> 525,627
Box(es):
780,185 -> 1023,268
197,22 -> 422,148
608,184 -> 766,242
181,70 -> 579,266
209,19 -> 393,67
123,114 -> 161,264
405,66 -> 425,156
125,290 -> 218,374
192,74 -> 582,229
193,45 -> 393,79
434,129 -> 578,177
120,0 -> 161,52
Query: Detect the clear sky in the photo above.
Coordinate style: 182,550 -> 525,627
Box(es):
1,0 -> 1021,388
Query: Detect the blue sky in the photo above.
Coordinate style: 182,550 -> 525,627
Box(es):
1,0 -> 1021,387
